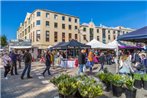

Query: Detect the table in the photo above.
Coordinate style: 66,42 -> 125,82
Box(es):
60,59 -> 76,68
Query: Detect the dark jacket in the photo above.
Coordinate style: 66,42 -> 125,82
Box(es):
10,52 -> 17,62
24,52 -> 32,65
78,52 -> 86,64
46,54 -> 51,66
99,55 -> 105,63
133,53 -> 141,63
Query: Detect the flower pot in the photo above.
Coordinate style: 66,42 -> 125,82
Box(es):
125,88 -> 137,98
134,80 -> 142,89
74,91 -> 83,98
105,82 -> 112,92
112,85 -> 123,97
143,80 -> 147,90
59,93 -> 75,98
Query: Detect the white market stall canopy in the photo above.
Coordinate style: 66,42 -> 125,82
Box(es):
86,39 -> 114,49
48,45 -> 53,48
9,46 -> 32,49
107,40 -> 120,48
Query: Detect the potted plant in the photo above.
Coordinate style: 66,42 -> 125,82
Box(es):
96,72 -> 113,92
142,74 -> 147,90
78,77 -> 103,98
50,74 -> 70,86
57,77 -> 78,98
111,74 -> 125,97
124,76 -> 137,98
133,73 -> 142,89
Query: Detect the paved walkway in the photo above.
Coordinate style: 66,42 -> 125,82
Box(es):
1,61 -> 147,98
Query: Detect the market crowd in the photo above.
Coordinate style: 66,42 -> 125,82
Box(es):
1,49 -> 147,80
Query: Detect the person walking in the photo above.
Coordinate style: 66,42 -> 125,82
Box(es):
17,51 -> 22,69
87,51 -> 94,73
78,50 -> 86,75
42,50 -> 51,76
10,50 -> 18,75
21,49 -> 32,79
99,53 -> 105,71
2,52 -> 11,79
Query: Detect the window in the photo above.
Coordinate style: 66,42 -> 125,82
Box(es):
62,32 -> 65,42
46,13 -> 50,18
108,35 -> 110,40
36,30 -> 41,41
37,12 -> 41,17
36,20 -> 40,25
69,25 -> 72,30
83,35 -> 86,40
54,14 -> 58,20
25,36 -> 26,39
83,28 -> 86,32
25,29 -> 27,35
46,21 -> 49,27
46,31 -> 49,42
75,26 -> 78,30
97,29 -> 99,33
28,26 -> 30,32
69,33 -> 72,41
54,32 -> 58,42
113,35 -> 116,40
31,24 -> 32,29
118,30 -> 120,36
54,23 -> 58,28
113,31 -> 115,34
90,28 -> 94,41
108,30 -> 110,33
62,24 -> 65,29
102,29 -> 106,43
97,36 -> 99,41
62,16 -> 65,21
75,19 -> 77,23
69,17 -> 71,22
75,34 -> 78,40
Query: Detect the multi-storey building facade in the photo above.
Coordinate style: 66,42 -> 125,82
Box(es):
80,21 -> 134,44
17,9 -> 134,49
17,9 -> 80,49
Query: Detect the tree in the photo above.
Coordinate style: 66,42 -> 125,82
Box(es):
0,35 -> 7,47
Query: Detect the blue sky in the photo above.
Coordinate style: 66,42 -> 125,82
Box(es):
1,1 -> 147,40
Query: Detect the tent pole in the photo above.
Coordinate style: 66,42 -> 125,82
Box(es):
116,44 -> 119,73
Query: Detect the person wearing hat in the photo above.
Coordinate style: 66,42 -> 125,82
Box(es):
2,52 -> 11,79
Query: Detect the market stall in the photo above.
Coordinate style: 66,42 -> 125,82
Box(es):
52,39 -> 90,68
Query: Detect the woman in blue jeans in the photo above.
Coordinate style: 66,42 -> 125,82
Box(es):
42,50 -> 51,76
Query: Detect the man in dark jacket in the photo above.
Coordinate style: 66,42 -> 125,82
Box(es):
78,50 -> 86,74
99,53 -> 105,71
21,49 -> 32,79
10,50 -> 18,75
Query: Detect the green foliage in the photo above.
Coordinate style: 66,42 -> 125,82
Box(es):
78,77 -> 103,98
58,77 -> 78,96
133,73 -> 141,80
125,76 -> 134,91
111,74 -> 125,87
0,35 -> 7,47
96,72 -> 113,83
142,74 -> 147,81
50,74 -> 103,97
50,74 -> 70,86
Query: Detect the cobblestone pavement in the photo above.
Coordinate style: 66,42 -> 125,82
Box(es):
1,61 -> 147,98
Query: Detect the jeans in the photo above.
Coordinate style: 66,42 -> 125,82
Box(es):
43,66 -> 51,75
11,61 -> 18,75
78,64 -> 84,74
21,64 -> 31,77
4,66 -> 10,77
99,62 -> 104,71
